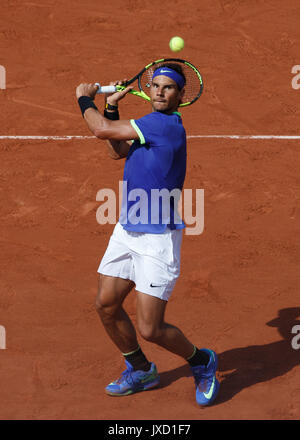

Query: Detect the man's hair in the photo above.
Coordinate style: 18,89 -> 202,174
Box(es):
153,63 -> 186,89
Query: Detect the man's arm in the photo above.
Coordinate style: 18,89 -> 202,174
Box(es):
76,83 -> 139,159
105,139 -> 132,160
83,107 -> 137,159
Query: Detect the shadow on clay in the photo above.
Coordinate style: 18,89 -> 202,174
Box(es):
156,307 -> 300,406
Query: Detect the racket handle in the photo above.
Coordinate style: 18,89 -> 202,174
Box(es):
95,83 -> 117,94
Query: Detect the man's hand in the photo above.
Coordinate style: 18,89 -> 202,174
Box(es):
105,79 -> 133,106
76,83 -> 98,100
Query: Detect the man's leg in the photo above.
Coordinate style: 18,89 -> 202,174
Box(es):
135,291 -> 195,359
95,274 -> 138,354
96,274 -> 159,396
136,291 -> 220,406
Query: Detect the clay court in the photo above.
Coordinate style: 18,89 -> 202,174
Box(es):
0,0 -> 299,420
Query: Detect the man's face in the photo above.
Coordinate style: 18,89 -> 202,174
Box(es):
150,75 -> 184,113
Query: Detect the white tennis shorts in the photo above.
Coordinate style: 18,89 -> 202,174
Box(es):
98,222 -> 183,301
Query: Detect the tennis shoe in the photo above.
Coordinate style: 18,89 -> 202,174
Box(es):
105,360 -> 160,396
191,348 -> 220,406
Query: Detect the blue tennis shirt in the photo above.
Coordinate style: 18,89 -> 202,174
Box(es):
119,111 -> 187,233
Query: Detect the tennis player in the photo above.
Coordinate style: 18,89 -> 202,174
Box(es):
76,64 -> 219,406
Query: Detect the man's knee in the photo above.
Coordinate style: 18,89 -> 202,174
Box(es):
96,275 -> 134,317
138,322 -> 162,343
95,294 -> 106,315
95,288 -> 119,321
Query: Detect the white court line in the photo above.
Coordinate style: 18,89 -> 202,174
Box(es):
0,135 -> 300,140
188,135 -> 300,140
0,136 -> 95,140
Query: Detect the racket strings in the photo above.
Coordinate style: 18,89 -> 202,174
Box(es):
140,62 -> 202,105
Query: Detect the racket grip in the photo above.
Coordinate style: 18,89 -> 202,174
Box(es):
95,83 -> 117,94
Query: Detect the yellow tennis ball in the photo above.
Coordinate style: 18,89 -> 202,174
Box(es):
169,36 -> 184,52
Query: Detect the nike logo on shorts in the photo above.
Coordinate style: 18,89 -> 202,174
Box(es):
150,283 -> 163,288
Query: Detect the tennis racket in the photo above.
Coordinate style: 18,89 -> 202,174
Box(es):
95,58 -> 203,107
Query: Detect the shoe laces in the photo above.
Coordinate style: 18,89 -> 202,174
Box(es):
116,367 -> 134,386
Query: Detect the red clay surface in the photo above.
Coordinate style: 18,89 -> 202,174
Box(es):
0,0 -> 300,420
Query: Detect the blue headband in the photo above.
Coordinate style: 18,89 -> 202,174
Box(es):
152,67 -> 185,90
